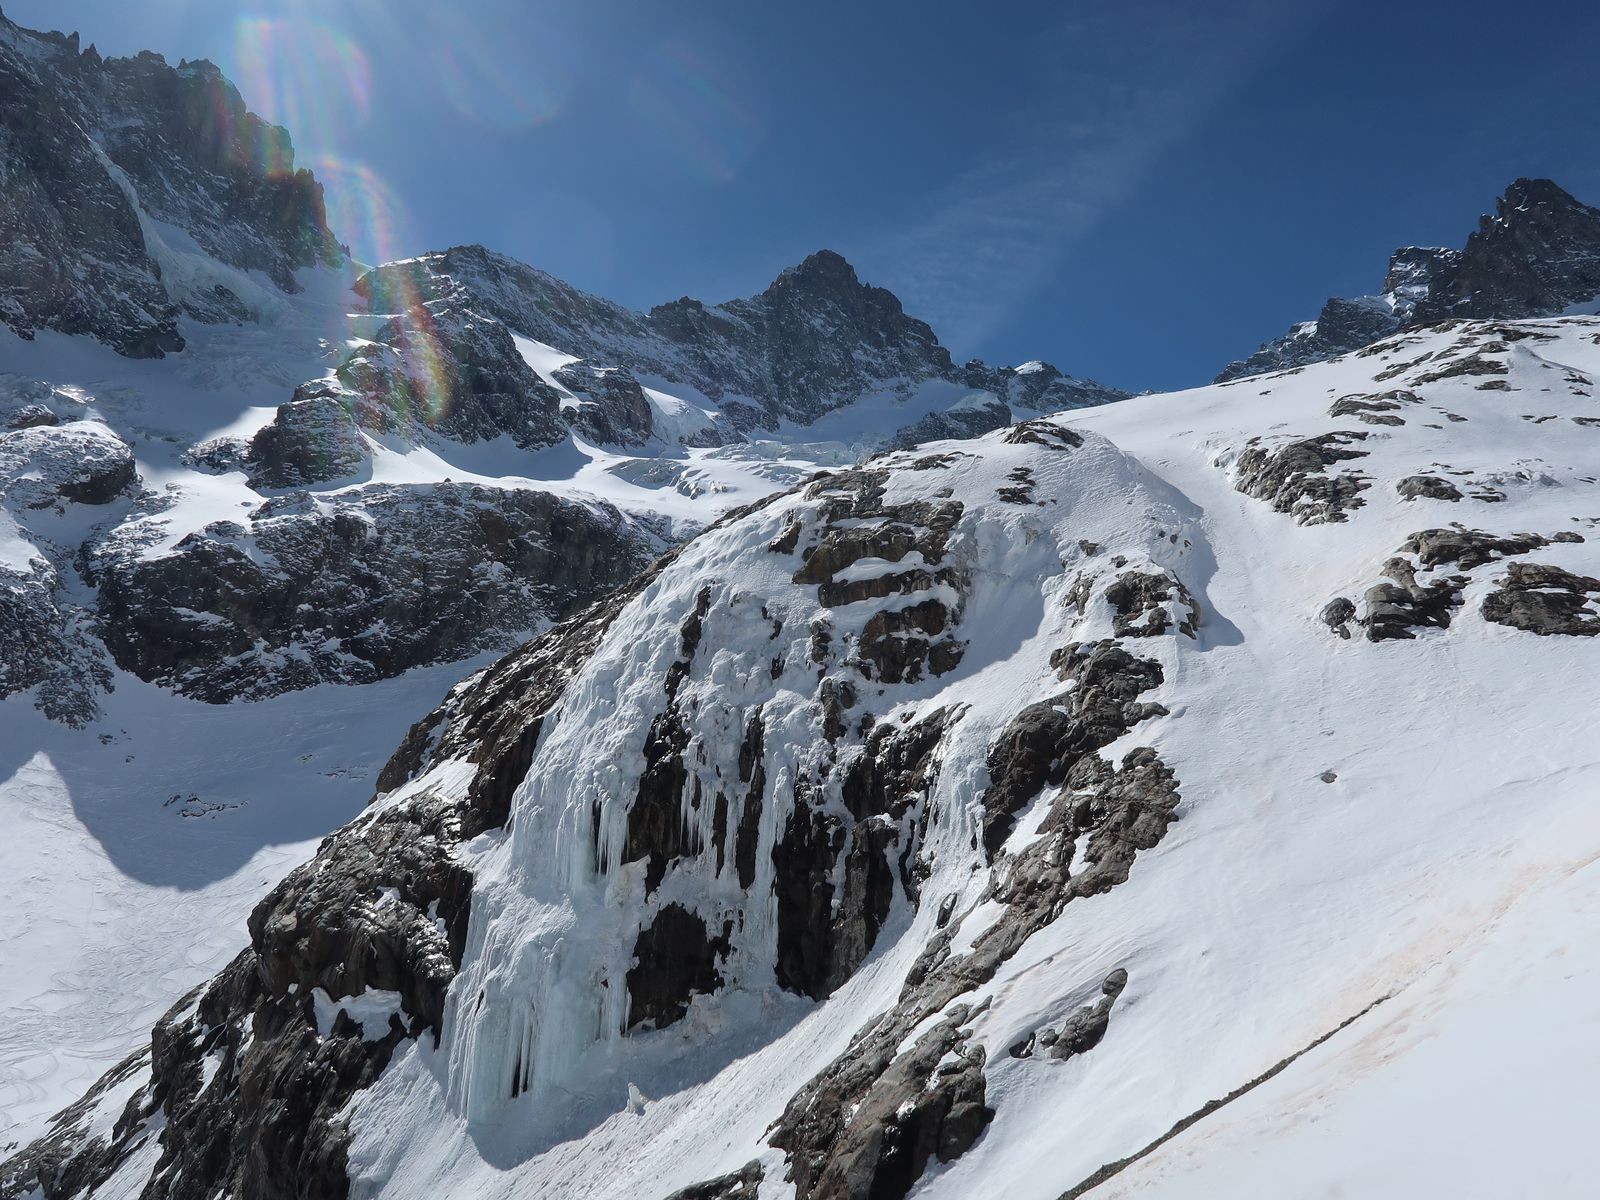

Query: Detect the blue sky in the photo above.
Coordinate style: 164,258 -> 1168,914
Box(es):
16,0 -> 1600,390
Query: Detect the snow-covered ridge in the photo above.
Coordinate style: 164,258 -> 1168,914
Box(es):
10,313 -> 1599,1200
1216,178 -> 1600,382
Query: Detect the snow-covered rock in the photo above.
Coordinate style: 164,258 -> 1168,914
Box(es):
356,245 -> 1129,448
12,312 -> 1600,1200
1217,178 -> 1600,381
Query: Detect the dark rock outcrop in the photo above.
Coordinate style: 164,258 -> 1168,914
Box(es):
1482,562 -> 1600,636
95,483 -> 657,701
1396,475 -> 1463,502
1218,179 -> 1600,381
0,556 -> 112,726
551,360 -> 655,446
1009,968 -> 1129,1062
1329,390 -> 1419,426
0,12 -> 340,353
1105,569 -> 1199,639
665,1162 -> 765,1200
981,641 -> 1166,855
785,1009 -> 993,1200
792,469 -> 967,685
243,386 -> 369,488
0,421 -> 137,510
1327,528 -> 1586,641
775,737 -> 1180,1200
1414,178 -> 1600,324
626,904 -> 730,1031
1218,297 -> 1402,383
1232,431 -> 1370,524
1403,527 -> 1563,571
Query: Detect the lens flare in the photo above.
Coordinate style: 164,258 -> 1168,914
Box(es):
629,34 -> 767,184
302,157 -> 451,429
312,156 -> 405,266
232,18 -> 373,154
435,23 -> 574,131
344,242 -> 455,429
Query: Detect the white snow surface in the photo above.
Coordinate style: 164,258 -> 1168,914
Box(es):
6,262 -> 1600,1200
0,235 -> 1106,1154
324,316 -> 1600,1197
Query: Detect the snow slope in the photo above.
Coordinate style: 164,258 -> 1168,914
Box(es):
353,317 -> 1600,1199
0,258 -> 1118,1158
0,653 -> 493,1151
13,314 -> 1597,1199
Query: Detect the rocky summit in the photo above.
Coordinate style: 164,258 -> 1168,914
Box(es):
0,12 -> 341,355
1216,178 -> 1600,381
3,9 -> 1600,1200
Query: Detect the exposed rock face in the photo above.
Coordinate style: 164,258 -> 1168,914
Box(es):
1329,389 -> 1419,426
789,1007 -> 994,1200
1324,528 -> 1588,641
0,558 -> 670,1200
1359,573 -> 1465,642
665,1163 -> 765,1200
626,904 -> 731,1030
0,12 -> 339,353
356,245 -> 1127,443
0,418 -> 133,725
775,735 -> 1179,1200
980,640 -> 1167,855
1413,179 -> 1600,324
240,263 -> 572,473
551,360 -> 655,446
346,267 -> 568,450
1105,569 -> 1199,639
1218,297 -> 1403,383
95,483 -> 657,701
0,421 -> 136,510
1231,431 -> 1371,524
1009,968 -> 1129,1062
242,386 -> 369,489
1397,474 -> 1463,502
1482,562 -> 1600,636
0,555 -> 111,726
1217,179 -> 1600,381
891,395 -> 1014,448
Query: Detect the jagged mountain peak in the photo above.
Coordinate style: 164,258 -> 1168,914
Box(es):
1217,176 -> 1600,382
764,247 -> 866,293
0,7 -> 341,353
342,239 -> 1123,448
1495,175 -> 1592,215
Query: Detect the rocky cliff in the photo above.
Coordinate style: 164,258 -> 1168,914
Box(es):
0,10 -> 342,354
330,245 -> 1130,453
1217,178 -> 1600,381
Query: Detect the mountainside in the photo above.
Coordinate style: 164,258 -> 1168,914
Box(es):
0,12 -> 341,354
1216,178 -> 1600,381
0,4 -> 1125,724
0,10 -> 1133,1160
7,11 -> 1600,1200
9,309 -> 1599,1199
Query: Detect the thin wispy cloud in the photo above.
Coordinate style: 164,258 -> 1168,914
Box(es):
859,0 -> 1331,358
